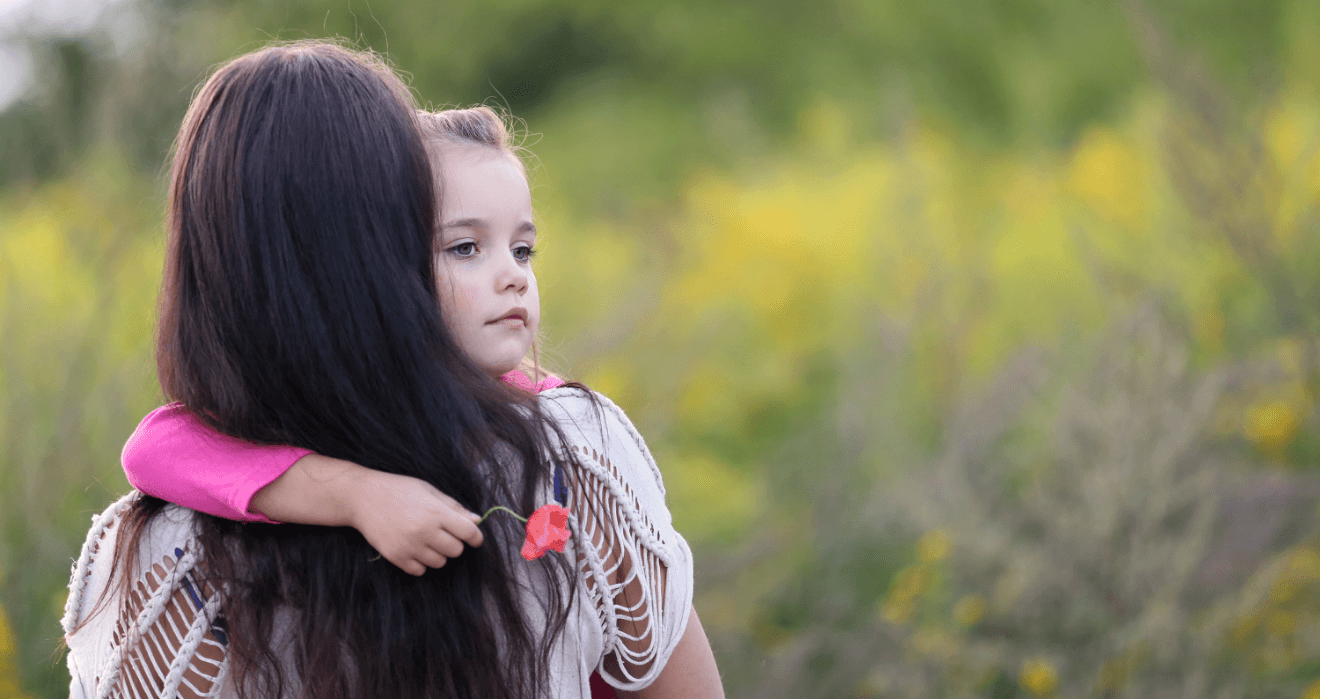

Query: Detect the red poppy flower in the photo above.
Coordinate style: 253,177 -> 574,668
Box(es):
521,504 -> 571,560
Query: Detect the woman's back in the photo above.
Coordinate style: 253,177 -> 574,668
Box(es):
64,388 -> 694,699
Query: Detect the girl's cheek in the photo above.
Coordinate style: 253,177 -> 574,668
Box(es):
450,285 -> 484,331
437,264 -> 476,306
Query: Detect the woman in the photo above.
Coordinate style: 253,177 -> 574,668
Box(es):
61,42 -> 720,699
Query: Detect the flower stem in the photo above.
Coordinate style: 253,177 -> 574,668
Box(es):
478,505 -> 528,524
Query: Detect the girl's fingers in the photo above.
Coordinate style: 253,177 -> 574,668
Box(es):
400,558 -> 428,577
415,548 -> 449,570
430,487 -> 478,519
429,532 -> 465,559
448,515 -> 484,548
423,484 -> 484,542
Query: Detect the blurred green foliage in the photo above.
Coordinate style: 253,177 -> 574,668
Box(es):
6,0 -> 1320,697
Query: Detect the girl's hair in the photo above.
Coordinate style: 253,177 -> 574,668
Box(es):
419,106 -> 553,385
417,105 -> 519,154
113,42 -> 579,699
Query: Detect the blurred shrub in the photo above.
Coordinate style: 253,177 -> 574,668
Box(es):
640,39 -> 1320,698
0,602 -> 34,699
0,153 -> 157,696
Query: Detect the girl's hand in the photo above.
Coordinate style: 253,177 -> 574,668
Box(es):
349,470 -> 485,576
249,454 -> 484,576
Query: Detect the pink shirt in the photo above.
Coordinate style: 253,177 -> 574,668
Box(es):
121,370 -> 566,523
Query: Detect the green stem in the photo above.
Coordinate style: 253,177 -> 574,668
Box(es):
478,505 -> 528,524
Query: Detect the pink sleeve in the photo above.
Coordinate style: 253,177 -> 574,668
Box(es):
500,370 -> 566,393
121,403 -> 313,524
535,374 -> 566,392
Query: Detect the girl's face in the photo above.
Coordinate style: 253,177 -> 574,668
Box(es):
435,144 -> 540,378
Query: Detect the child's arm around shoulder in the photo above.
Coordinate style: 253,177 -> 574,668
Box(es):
122,404 -> 484,576
122,403 -> 310,523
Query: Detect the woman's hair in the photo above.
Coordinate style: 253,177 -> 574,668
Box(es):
115,42 -> 580,699
418,106 -> 553,385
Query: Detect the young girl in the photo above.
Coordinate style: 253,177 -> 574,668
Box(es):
125,108 -> 556,569
120,107 -> 619,698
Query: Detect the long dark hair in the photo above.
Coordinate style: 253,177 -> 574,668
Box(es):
118,41 -> 579,699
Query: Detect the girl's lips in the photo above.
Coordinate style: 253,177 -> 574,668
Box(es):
487,315 -> 526,328
489,308 -> 528,325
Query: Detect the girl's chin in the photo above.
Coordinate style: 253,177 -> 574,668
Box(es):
480,353 -> 529,379
482,364 -> 520,379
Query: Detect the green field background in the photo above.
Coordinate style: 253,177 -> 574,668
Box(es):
6,1 -> 1320,697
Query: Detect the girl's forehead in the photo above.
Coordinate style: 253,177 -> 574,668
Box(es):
429,146 -> 529,211
433,142 -> 535,234
428,142 -> 525,175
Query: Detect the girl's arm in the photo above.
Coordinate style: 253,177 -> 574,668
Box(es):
249,453 -> 484,576
122,404 -> 483,575
121,404 -> 308,523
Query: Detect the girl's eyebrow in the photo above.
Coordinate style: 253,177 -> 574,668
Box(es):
442,217 -> 484,230
440,218 -> 537,236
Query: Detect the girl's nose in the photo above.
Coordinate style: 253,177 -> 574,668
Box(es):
496,252 -> 529,293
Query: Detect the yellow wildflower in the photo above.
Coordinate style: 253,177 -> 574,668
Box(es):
1066,127 -> 1148,229
0,605 -> 34,699
890,565 -> 931,603
953,594 -> 987,626
879,598 -> 914,625
1271,577 -> 1301,605
1244,399 -> 1299,452
1266,610 -> 1295,637
1019,659 -> 1059,697
917,529 -> 951,563
1287,547 -> 1320,581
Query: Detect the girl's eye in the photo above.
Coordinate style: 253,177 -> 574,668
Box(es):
448,242 -> 477,257
513,245 -> 537,262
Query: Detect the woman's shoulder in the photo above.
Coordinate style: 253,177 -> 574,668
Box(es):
537,387 -> 666,496
64,495 -> 227,699
537,387 -> 695,691
63,494 -> 201,633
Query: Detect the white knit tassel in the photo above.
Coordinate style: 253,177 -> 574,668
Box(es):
564,436 -> 673,688
205,644 -> 232,699
591,392 -> 665,495
159,592 -> 224,698
574,445 -> 673,567
572,510 -> 618,644
95,546 -> 200,699
62,492 -> 138,636
94,583 -> 170,699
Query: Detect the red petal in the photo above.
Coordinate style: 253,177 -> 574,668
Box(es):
522,505 -> 571,560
